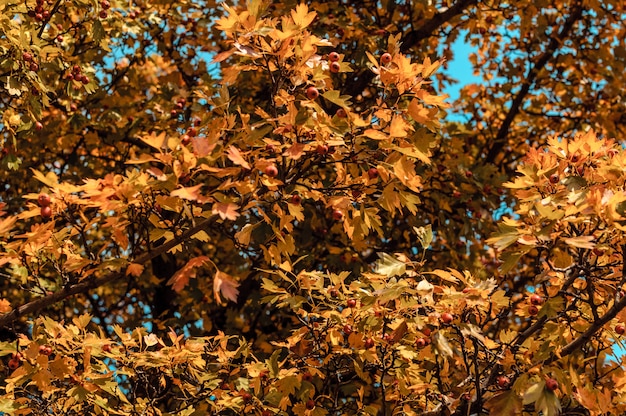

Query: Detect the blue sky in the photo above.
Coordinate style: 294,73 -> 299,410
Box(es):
441,34 -> 481,103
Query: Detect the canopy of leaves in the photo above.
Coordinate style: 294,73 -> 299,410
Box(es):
0,0 -> 625,415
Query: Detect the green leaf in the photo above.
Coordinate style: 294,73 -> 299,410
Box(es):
92,20 -> 105,43
523,381 -> 545,405
321,90 -> 353,108
414,224 -> 433,250
373,252 -> 406,277
484,390 -> 523,415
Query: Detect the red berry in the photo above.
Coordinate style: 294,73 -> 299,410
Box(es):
530,294 -> 544,305
42,10 -> 50,19
336,108 -> 347,118
452,190 -> 461,198
38,193 -> 51,207
381,53 -> 392,64
306,86 -> 319,100
70,103 -> 78,111
265,143 -> 275,153
343,324 -> 352,335
181,134 -> 191,145
56,35 -> 63,42
102,344 -> 112,352
549,173 -> 559,184
302,372 -> 313,382
364,338 -> 375,348
81,76 -> 90,84
290,194 -> 301,205
35,121 -> 43,131
29,62 -> 39,72
330,61 -> 341,73
497,376 -> 510,388
440,313 -> 453,324
545,378 -> 558,391
367,167 -> 379,179
305,399 -> 315,410
316,144 -> 328,155
8,358 -> 19,370
41,206 -> 52,219
101,0 -> 111,9
264,165 -> 278,177
261,411 -> 272,416
347,299 -> 356,308
465,170 -> 473,178
415,338 -> 427,348
187,127 -> 197,137
73,65 -> 81,73
616,324 -> 625,335
23,52 -> 33,62
332,209 -> 344,221
242,392 -> 252,403
99,10 -> 108,18
528,305 -> 539,316
328,52 -> 340,62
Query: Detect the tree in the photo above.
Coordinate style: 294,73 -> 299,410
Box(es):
0,0 -> 625,414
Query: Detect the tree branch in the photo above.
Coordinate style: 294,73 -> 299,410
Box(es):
399,0 -> 479,53
546,293 -> 626,365
485,3 -> 584,163
0,216 -> 217,329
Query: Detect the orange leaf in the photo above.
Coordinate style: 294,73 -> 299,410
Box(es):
212,202 -> 240,221
192,136 -> 216,157
126,263 -> 144,277
214,270 -> 240,305
170,184 -> 204,201
168,256 -> 210,292
283,143 -> 306,160
226,146 -> 251,170
0,298 -> 11,313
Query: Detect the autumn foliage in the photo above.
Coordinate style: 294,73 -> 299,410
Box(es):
1,0 -> 626,415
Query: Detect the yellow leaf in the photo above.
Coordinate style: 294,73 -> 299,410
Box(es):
408,98 -> 436,124
562,235 -> 595,249
140,131 -> 167,150
389,115 -> 410,138
290,3 -> 316,28
235,223 -> 255,246
363,129 -> 388,141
